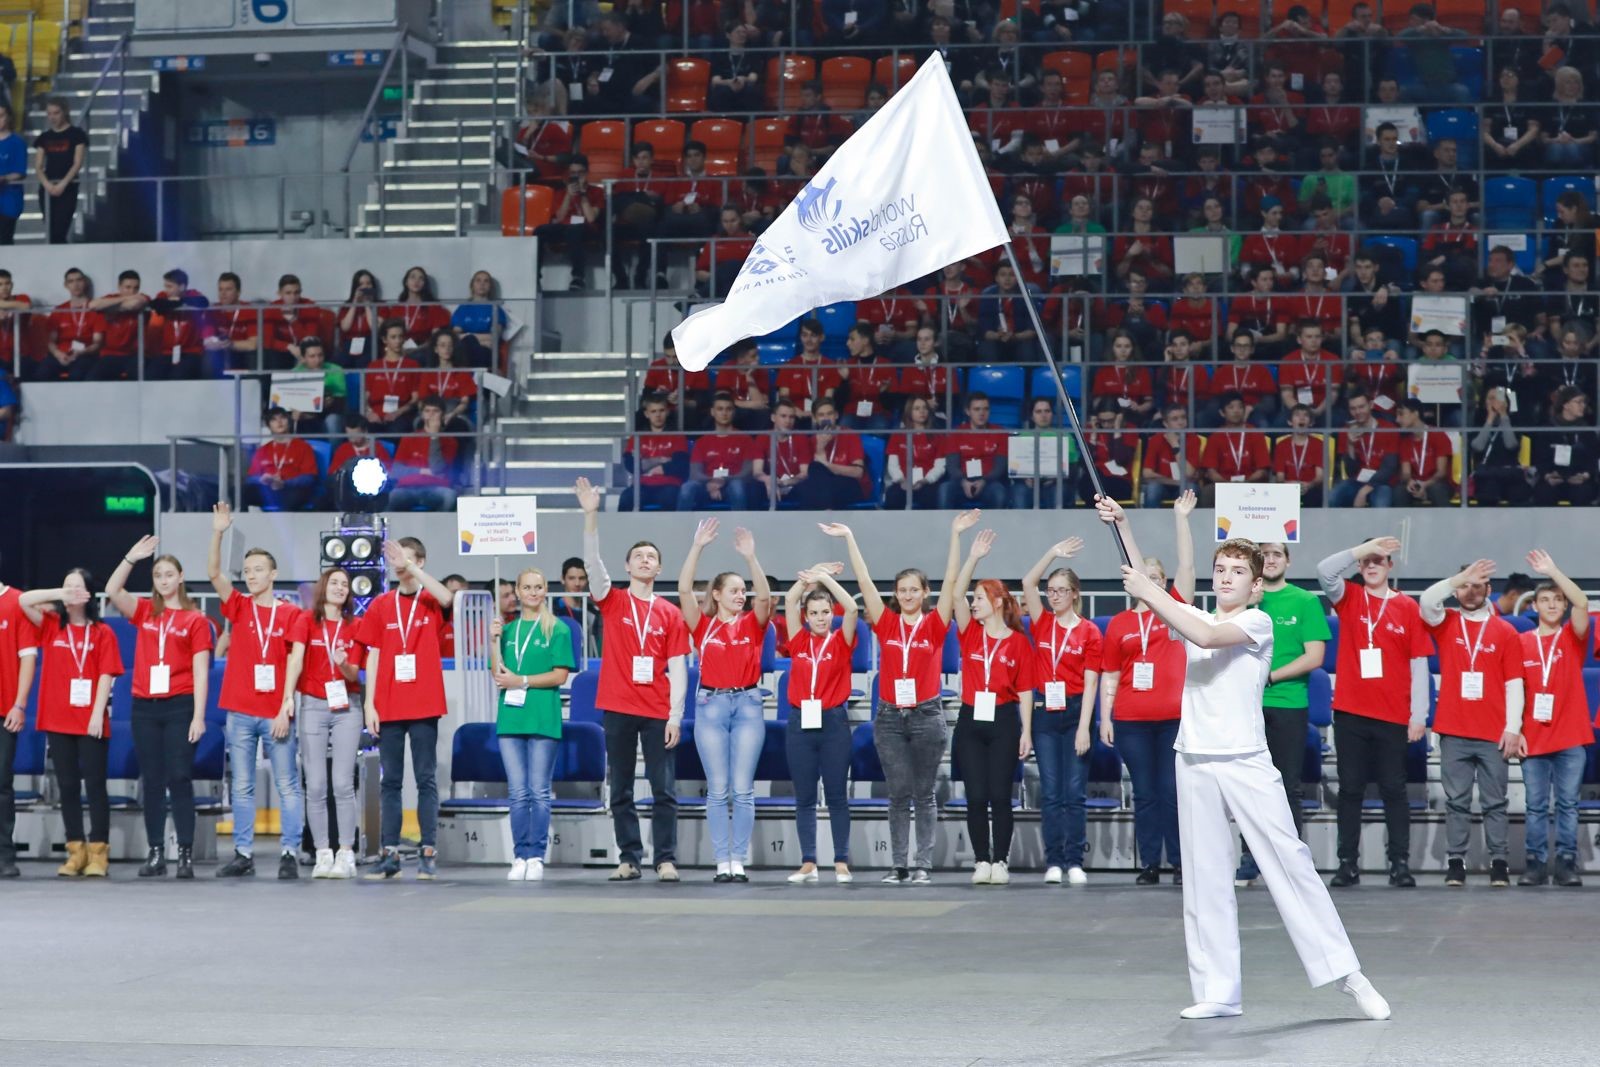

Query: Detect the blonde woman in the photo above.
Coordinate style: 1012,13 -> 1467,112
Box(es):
490,567 -> 577,881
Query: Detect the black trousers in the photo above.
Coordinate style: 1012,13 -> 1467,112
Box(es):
0,726 -> 15,861
602,711 -> 676,867
1242,705 -> 1310,860
791,465 -> 864,510
132,697 -> 198,849
0,213 -> 16,245
41,184 -> 77,244
953,703 -> 1022,863
49,732 -> 109,843
1333,710 -> 1410,866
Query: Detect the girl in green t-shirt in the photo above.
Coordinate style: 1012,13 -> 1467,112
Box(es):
489,567 -> 577,881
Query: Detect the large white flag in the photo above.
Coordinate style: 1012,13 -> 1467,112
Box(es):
670,53 -> 1009,371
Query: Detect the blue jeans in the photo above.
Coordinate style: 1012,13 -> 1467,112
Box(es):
389,486 -> 458,512
939,476 -> 1008,510
378,718 -> 439,850
677,477 -> 755,510
1545,142 -> 1594,169
224,710 -> 303,857
1008,478 -> 1069,509
499,735 -> 557,861
1115,718 -> 1181,869
1522,746 -> 1586,864
694,688 -> 765,863
1033,700 -> 1088,868
786,705 -> 852,864
1330,479 -> 1394,508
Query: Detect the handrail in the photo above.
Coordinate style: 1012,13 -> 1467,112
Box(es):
77,32 -> 132,129
343,27 -> 408,174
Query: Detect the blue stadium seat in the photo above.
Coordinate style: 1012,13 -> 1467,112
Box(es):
753,721 -> 794,807
848,719 -> 889,807
1383,47 -> 1416,87
1541,176 -> 1594,223
813,301 -> 857,351
1029,364 -> 1083,407
1301,721 -> 1323,811
1322,615 -> 1340,674
757,341 -> 792,366
1087,735 -> 1122,810
760,621 -> 777,673
559,617 -> 582,672
106,730 -> 140,807
851,435 -> 886,509
1091,614 -> 1113,635
1482,177 -> 1537,230
1503,613 -> 1537,634
941,624 -> 961,674
445,720 -> 607,811
843,616 -> 871,672
1423,112 -> 1477,169
307,439 -> 333,475
1307,667 -> 1333,729
568,667 -> 601,723
672,721 -> 708,806
1449,47 -> 1483,100
1367,236 -> 1418,275
760,315 -> 802,345
966,365 -> 1026,428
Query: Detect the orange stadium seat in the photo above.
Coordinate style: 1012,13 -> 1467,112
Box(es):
665,58 -> 710,113
691,118 -> 744,172
577,120 -> 627,180
500,185 -> 554,235
1163,0 -> 1214,37
1095,48 -> 1137,81
633,119 -> 685,168
749,117 -> 788,173
765,54 -> 816,109
820,55 -> 871,110
1214,0 -> 1262,35
1325,0 -> 1366,33
874,54 -> 917,94
1433,0 -> 1483,33
1041,50 -> 1093,96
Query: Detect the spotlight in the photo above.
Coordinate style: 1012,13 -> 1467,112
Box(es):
337,455 -> 391,513
350,535 -> 376,560
351,574 -> 375,598
322,535 -> 348,562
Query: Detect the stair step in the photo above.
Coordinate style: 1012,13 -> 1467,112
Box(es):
526,369 -> 628,381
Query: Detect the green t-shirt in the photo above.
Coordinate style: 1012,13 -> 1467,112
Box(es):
497,617 -> 577,738
1259,583 -> 1331,710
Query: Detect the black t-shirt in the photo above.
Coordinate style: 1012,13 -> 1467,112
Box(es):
34,125 -> 87,182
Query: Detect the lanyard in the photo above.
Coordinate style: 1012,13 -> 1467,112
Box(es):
1049,614 -> 1079,673
977,629 -> 1002,689
1458,612 -> 1488,673
1363,588 -> 1390,648
382,358 -> 406,387
1225,429 -> 1246,471
1136,610 -> 1156,658
801,630 -> 835,700
323,619 -> 344,672
394,592 -> 421,653
510,617 -> 539,668
65,622 -> 91,677
1354,424 -> 1378,465
253,599 -> 280,659
701,614 -> 735,656
155,613 -> 172,665
1290,436 -> 1310,478
1380,158 -> 1398,193
1535,628 -> 1560,689
1299,355 -> 1322,388
627,594 -> 656,653
897,611 -> 927,674
404,303 -> 421,333
1262,233 -> 1282,267
1413,433 -> 1430,473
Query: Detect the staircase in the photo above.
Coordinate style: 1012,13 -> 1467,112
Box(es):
494,351 -> 633,509
14,0 -> 154,243
353,39 -> 519,236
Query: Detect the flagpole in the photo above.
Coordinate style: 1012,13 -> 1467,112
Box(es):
1000,244 -> 1131,567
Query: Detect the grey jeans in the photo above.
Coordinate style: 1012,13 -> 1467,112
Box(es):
299,694 -> 364,851
1439,733 -> 1509,861
874,700 -> 948,870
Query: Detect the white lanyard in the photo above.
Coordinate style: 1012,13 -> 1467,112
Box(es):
1136,610 -> 1156,658
382,359 -> 405,387
404,303 -> 421,333
1290,437 -> 1310,477
1225,430 -> 1246,470
1458,612 -> 1488,674
978,629 -> 1002,689
394,592 -> 421,653
68,302 -> 88,335
253,599 -> 279,659
1363,589 -> 1390,648
510,617 -> 539,666
1262,233 -> 1282,267
897,612 -> 927,674
269,445 -> 287,478
1355,425 -> 1378,465
155,614 -> 172,665
802,630 -> 835,700
230,307 -> 244,336
1049,615 -> 1078,672
1300,357 -> 1322,387
1308,295 -> 1325,322
1535,629 -> 1560,689
627,594 -> 656,653
65,622 -> 91,677
323,619 -> 344,672
1413,433 -> 1429,473
702,614 -> 734,656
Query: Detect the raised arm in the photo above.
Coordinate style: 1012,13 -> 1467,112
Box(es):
383,540 -> 455,611
1022,537 -> 1084,621
950,528 -> 995,632
819,522 -> 883,623
1316,536 -> 1399,605
1173,489 -> 1197,604
1419,559 -> 1494,627
105,535 -> 159,618
783,574 -> 810,641
18,586 -> 77,627
206,502 -> 237,602
1529,549 -> 1588,643
677,517 -> 717,633
575,477 -> 611,602
734,527 -> 773,628
937,510 -> 982,624
1121,566 -> 1257,649
813,568 -> 857,635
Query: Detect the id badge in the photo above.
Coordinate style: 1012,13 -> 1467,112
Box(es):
171,345 -> 182,364
801,698 -> 823,729
1359,647 -> 1383,679
149,664 -> 171,695
1044,138 -> 1060,153
1533,692 -> 1555,722
965,458 -> 983,478
856,400 -> 873,418
974,691 -> 997,722
382,394 -> 399,415
394,654 -> 417,683
1356,467 -> 1377,484
402,338 -> 419,351
713,466 -> 730,480
504,687 -> 527,708
1491,315 -> 1506,335
894,677 -> 917,706
1045,681 -> 1067,710
326,680 -> 350,710
69,678 -> 92,707
349,336 -> 366,356
1460,671 -> 1484,700
1296,387 -> 1314,405
632,655 -> 654,684
1131,662 -> 1155,691
598,67 -> 614,83
1503,125 -> 1517,141
254,663 -> 276,692
1553,444 -> 1572,467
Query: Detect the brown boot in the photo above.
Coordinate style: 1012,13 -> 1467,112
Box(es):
84,842 -> 110,878
56,840 -> 87,877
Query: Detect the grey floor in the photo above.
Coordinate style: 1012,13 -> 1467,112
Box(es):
0,860 -> 1586,1067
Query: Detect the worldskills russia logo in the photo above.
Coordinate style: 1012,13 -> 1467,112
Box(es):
796,177 -> 842,235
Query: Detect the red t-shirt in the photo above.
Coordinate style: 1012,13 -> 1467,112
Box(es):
1091,365 -> 1154,409
1427,610 -> 1523,743
0,586 -> 39,713
219,593 -> 307,718
625,433 -> 689,487
951,425 -> 1007,480
1331,582 -> 1433,725
1401,430 -> 1454,487
208,304 -> 259,349
378,302 -> 451,348
1337,420 -> 1400,481
774,356 -> 845,413
159,292 -> 209,354
366,358 -> 421,418
48,302 -> 106,351
99,297 -> 149,357
888,432 -> 945,482
690,432 -> 756,476
1143,433 -> 1202,482
1101,601 -> 1186,722
874,609 -> 949,707
788,626 -> 853,710
1201,429 -> 1271,481
1167,297 -> 1218,342
1521,623 -> 1594,755
957,623 -> 1037,706
1030,613 -> 1103,697
1279,349 -> 1342,407
1273,434 -> 1324,483
297,614 -> 365,699
248,439 -> 319,482
768,434 -> 816,481
353,589 -> 448,721
392,435 -> 459,487
418,369 -> 476,404
593,587 -> 691,720
36,615 -> 124,736
692,611 -> 765,690
129,599 -> 213,700
1208,362 -> 1277,407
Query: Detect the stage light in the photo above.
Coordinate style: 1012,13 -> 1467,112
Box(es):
350,535 -> 376,560
322,535 -> 348,562
351,574 -> 375,597
351,456 -> 387,497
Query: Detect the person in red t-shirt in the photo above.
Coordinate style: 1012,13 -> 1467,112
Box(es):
86,269 -> 149,381
246,407 -> 320,512
782,563 -> 858,883
365,319 -> 423,434
715,339 -> 772,432
1394,399 -> 1453,507
1515,551 -> 1591,886
941,392 -> 1008,510
623,392 -> 688,511
694,206 -> 756,298
149,268 -> 211,381
390,397 -> 460,512
207,503 -> 307,879
105,536 -> 214,878
1317,534 -> 1434,888
678,393 -> 760,510
753,398 -> 815,506
1141,404 -> 1203,509
774,321 -> 845,419
1272,403 -> 1326,507
205,271 -> 260,373
822,512 -> 974,883
1199,391 -> 1271,504
0,552 -> 39,877
1278,320 -> 1341,421
1419,559 -> 1525,887
1208,333 -> 1278,427
1079,398 -> 1138,505
677,518 -> 772,881
19,569 -> 123,877
1331,389 -> 1400,508
378,265 -> 451,350
263,274 -> 324,372
423,332 -> 478,429
534,156 -> 605,292
948,529 -> 1037,884
355,536 -> 455,880
328,415 -> 394,510
790,397 -> 866,509
576,477 -> 691,882
297,567 -> 366,879
884,395 -> 947,510
39,266 -> 104,382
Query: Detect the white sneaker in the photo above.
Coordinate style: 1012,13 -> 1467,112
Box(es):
990,861 -> 1010,885
729,860 -> 747,882
1067,866 -> 1088,886
1338,972 -> 1391,1020
1180,1002 -> 1242,1020
971,861 -> 992,885
311,849 -> 334,879
1044,866 -> 1063,885
524,858 -> 545,882
508,858 -> 528,881
787,867 -> 819,883
330,849 -> 356,879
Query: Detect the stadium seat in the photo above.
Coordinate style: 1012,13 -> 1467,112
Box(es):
1322,615 -> 1339,674
1162,0 -> 1213,37
757,341 -> 792,365
848,719 -> 889,806
632,118 -> 685,168
1438,2 -> 1484,34
1029,364 -> 1083,405
690,118 -> 743,174
967,365 -> 1026,427
1367,235 -> 1418,275
665,58 -> 710,113
1094,49 -> 1136,78
820,55 -> 871,110
576,120 -> 627,180
501,183 -> 553,235
749,117 -> 789,173
1449,46 -> 1483,97
1040,50 -> 1092,91
672,721 -> 709,806
1325,0 -> 1365,32
765,54 -> 816,108
851,435 -> 886,509
1213,0 -> 1261,35
444,721 -> 607,811
1542,176 -> 1594,223
811,300 -> 857,343
874,54 -> 917,94
1423,109 -> 1478,168
1087,734 -> 1123,810
1482,177 -> 1537,230
568,666 -> 601,723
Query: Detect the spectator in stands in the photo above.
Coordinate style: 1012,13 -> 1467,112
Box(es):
512,84 -> 573,174
205,272 -> 259,371
1141,404 -> 1200,508
551,557 -> 598,657
658,141 -> 719,244
752,398 -> 812,507
366,319 -> 422,435
1544,255 -> 1598,348
1395,399 -> 1452,507
1279,320 -> 1340,424
1112,197 -> 1175,289
1471,246 -> 1542,351
328,414 -> 393,508
820,0 -> 887,46
1482,65 -> 1542,173
423,332 -> 476,429
19,569 -> 122,877
1342,251 -> 1405,351
609,143 -> 665,291
1335,3 -> 1390,99
84,269 -> 146,382
0,268 -> 28,375
1318,534 -> 1430,889
149,269 -> 210,381
1272,403 -> 1326,506
900,325 -> 954,419
1091,331 -> 1154,425
791,397 -> 866,509
1361,123 -> 1414,232
1330,389 -> 1399,509
1517,551 -> 1590,887
1397,4 -> 1470,103
1542,193 -> 1596,277
695,206 -> 755,298
1198,392 -> 1270,504
1158,330 -> 1202,417
1080,397 -> 1136,504
1226,266 -> 1291,361
775,319 -> 843,418
390,396 -> 461,512
1469,388 -> 1529,506
246,406 -> 320,512
1542,67 -> 1596,168
575,476 -> 690,882
859,287 -> 927,362
883,395 -> 945,510
1542,5 -> 1598,86
536,155 -> 603,291
942,391 -> 1008,509
976,262 -> 1040,362
592,13 -> 662,113
930,264 -> 979,361
289,338 -> 347,438
32,98 -> 86,245
1240,198 -> 1302,284
708,24 -> 762,111
784,81 -> 852,170
336,269 -> 380,366
1207,333 -> 1276,428
263,274 -> 321,371
0,104 -> 24,245
1141,12 -> 1203,93
451,270 -> 510,368
1531,386 -> 1599,507
679,392 -> 759,510
713,338 -> 771,431
1009,396 -> 1074,509
380,266 -> 449,352
621,391 -> 687,510
838,324 -> 896,431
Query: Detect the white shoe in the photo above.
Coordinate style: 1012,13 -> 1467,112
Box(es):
990,861 -> 1010,885
1338,972 -> 1391,1020
787,867 -> 819,883
1180,1002 -> 1242,1020
971,860 -> 992,885
330,849 -> 356,879
1067,866 -> 1088,886
508,858 -> 528,881
730,861 -> 747,882
524,858 -> 545,882
1044,866 -> 1063,885
716,861 -> 732,880
311,849 -> 334,878
834,866 -> 853,883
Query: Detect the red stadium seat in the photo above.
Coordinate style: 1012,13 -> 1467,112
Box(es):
500,184 -> 556,234
633,119 -> 686,167
691,117 -> 745,174
1433,0 -> 1483,33
820,55 -> 871,110
665,58 -> 710,113
1214,0 -> 1262,36
764,54 -> 816,109
577,120 -> 627,180
1163,0 -> 1214,37
874,54 -> 917,94
1095,49 -> 1137,80
1041,50 -> 1093,97
749,118 -> 789,173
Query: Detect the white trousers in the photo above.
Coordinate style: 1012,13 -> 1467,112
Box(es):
1178,750 -> 1362,1009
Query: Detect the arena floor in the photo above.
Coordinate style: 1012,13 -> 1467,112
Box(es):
0,861 -> 1582,1066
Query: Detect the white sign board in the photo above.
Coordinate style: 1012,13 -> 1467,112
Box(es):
1407,362 -> 1464,404
1007,433 -> 1075,478
1364,106 -> 1423,143
1409,294 -> 1468,337
1214,482 -> 1302,544
1191,106 -> 1242,144
1175,235 -> 1228,275
457,496 -> 539,555
1050,235 -> 1104,277
269,372 -> 325,414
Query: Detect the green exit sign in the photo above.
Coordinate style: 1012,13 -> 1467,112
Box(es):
105,495 -> 147,515
381,85 -> 402,102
